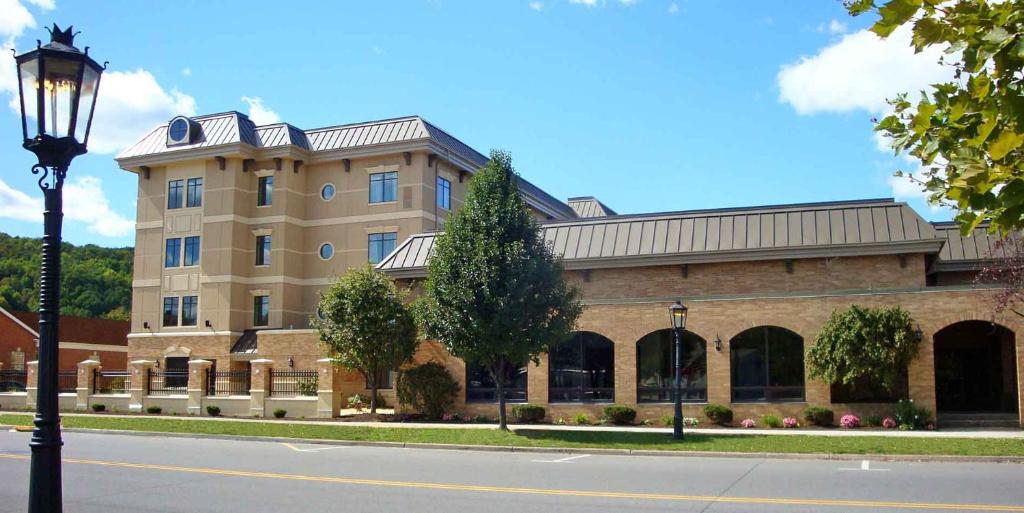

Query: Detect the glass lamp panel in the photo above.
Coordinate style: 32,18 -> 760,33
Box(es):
75,64 -> 100,144
17,56 -> 41,139
41,54 -> 83,138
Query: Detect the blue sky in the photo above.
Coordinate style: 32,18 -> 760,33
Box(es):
0,0 -> 952,248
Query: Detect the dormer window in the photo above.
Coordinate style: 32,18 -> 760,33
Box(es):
167,116 -> 199,146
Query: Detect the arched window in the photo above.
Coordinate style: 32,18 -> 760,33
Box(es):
549,331 -> 615,403
730,326 -> 804,402
636,329 -> 707,403
466,361 -> 528,403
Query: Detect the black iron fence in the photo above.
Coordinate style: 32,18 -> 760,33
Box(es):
269,369 -> 318,397
58,370 -> 77,394
0,370 -> 27,392
147,369 -> 188,396
93,370 -> 131,394
206,370 -> 251,396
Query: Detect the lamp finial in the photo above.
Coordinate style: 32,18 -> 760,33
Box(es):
46,24 -> 78,47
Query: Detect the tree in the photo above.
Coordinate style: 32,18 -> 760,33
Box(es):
807,305 -> 922,392
846,0 -> 1024,233
314,264 -> 418,414
976,235 -> 1024,317
416,150 -> 582,430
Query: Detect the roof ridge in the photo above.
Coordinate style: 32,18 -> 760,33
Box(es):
303,115 -> 424,134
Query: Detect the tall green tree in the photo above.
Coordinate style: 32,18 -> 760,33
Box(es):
314,264 -> 418,413
847,0 -> 1024,233
416,150 -> 582,430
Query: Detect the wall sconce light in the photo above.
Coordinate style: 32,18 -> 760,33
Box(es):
287,356 -> 294,368
143,321 -> 150,329
205,320 -> 212,328
914,324 -> 924,340
714,335 -> 723,352
155,359 -> 161,369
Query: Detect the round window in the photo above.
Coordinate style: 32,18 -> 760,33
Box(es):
321,183 -> 335,201
319,243 -> 334,260
168,118 -> 189,143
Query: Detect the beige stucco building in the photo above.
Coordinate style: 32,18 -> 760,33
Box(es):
113,112 -> 1023,428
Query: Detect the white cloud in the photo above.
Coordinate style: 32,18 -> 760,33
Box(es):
181,67 -> 191,77
777,24 -> 953,115
667,2 -> 679,14
569,0 -> 600,6
241,96 -> 280,125
528,1 -> 543,10
0,0 -> 36,41
0,176 -> 134,236
86,70 -> 197,154
25,0 -> 54,10
828,19 -> 848,34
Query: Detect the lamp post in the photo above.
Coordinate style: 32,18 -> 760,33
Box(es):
669,300 -> 688,440
13,24 -> 104,513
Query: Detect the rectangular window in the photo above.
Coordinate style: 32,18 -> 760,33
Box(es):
181,296 -> 198,327
257,176 -> 273,206
164,238 -> 181,268
167,180 -> 183,209
186,177 -> 203,208
369,172 -> 397,203
368,232 -> 397,264
255,235 -> 271,265
365,369 -> 396,390
183,236 -> 200,266
436,176 -> 451,210
466,362 -> 527,403
253,295 -> 269,326
162,297 -> 179,327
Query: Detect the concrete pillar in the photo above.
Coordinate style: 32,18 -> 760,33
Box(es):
527,354 -> 548,407
315,358 -> 338,419
128,360 -> 156,413
76,360 -> 100,411
25,361 -> 38,409
188,359 -> 213,416
249,359 -> 273,417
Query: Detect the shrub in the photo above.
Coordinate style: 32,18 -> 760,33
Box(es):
640,419 -> 653,426
273,409 -> 286,418
90,404 -> 106,412
740,418 -> 756,428
396,362 -> 460,420
347,393 -> 367,411
783,416 -> 799,428
803,406 -> 834,427
882,416 -> 897,429
894,399 -> 932,430
661,414 -> 673,427
554,417 -> 567,425
840,414 -> 861,428
703,404 -> 733,426
471,414 -> 492,424
761,414 -> 783,428
297,376 -> 319,397
511,404 -> 546,423
865,415 -> 884,427
441,412 -> 460,422
145,406 -> 162,414
602,405 -> 637,425
683,417 -> 699,427
573,413 -> 591,425
206,405 -> 221,416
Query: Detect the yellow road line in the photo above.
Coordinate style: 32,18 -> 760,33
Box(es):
0,453 -> 1021,512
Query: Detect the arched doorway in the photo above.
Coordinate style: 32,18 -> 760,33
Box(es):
636,329 -> 707,403
934,321 -> 1018,413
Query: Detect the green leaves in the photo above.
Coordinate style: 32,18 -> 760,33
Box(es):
989,130 -> 1024,161
871,0 -> 922,37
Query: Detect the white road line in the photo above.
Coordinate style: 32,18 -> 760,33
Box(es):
839,459 -> 891,472
531,454 -> 591,463
281,442 -> 350,453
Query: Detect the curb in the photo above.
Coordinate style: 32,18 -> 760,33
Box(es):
12,427 -> 1021,464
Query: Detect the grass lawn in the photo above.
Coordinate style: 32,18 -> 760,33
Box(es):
1,413 -> 1021,456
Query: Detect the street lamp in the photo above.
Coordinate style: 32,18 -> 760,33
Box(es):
14,24 -> 104,513
669,300 -> 687,440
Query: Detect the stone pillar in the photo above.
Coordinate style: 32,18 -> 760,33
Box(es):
128,360 -> 156,413
188,359 -> 213,416
614,341 -> 635,405
25,361 -> 38,409
706,337 -> 731,406
249,359 -> 273,417
527,354 -> 548,407
316,358 -> 337,419
76,359 -> 100,411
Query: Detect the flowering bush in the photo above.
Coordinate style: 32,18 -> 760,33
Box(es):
683,417 -> 700,427
783,416 -> 799,428
882,416 -> 897,429
740,418 -> 756,428
840,414 -> 861,428
440,412 -> 461,422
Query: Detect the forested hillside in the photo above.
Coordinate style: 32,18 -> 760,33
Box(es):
0,233 -> 133,320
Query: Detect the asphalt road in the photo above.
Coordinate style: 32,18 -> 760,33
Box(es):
1,430 -> 1023,513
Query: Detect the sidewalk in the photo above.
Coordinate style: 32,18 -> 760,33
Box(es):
11,411 -> 1021,439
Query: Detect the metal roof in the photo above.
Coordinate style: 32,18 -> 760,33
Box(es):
568,196 -> 617,218
230,329 -> 259,354
117,112 -> 258,159
932,222 -> 1006,269
377,198 -> 947,276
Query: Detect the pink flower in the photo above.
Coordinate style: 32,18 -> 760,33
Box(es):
882,417 -> 897,429
840,414 -> 861,429
741,418 -> 756,428
783,416 -> 799,428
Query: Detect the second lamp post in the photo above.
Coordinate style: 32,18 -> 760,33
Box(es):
669,300 -> 688,439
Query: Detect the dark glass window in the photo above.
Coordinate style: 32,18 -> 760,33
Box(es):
365,369 -> 396,390
162,297 -> 179,327
437,176 -> 451,210
167,180 -> 183,209
186,177 -> 203,207
256,235 -> 271,265
164,238 -> 181,268
253,295 -> 269,326
183,236 -> 200,266
831,372 -> 909,403
369,172 -> 397,203
368,232 -> 397,264
164,356 -> 189,387
258,176 -> 273,206
549,331 -> 615,403
466,361 -> 527,403
636,329 -> 707,403
730,326 -> 805,402
181,296 -> 198,327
